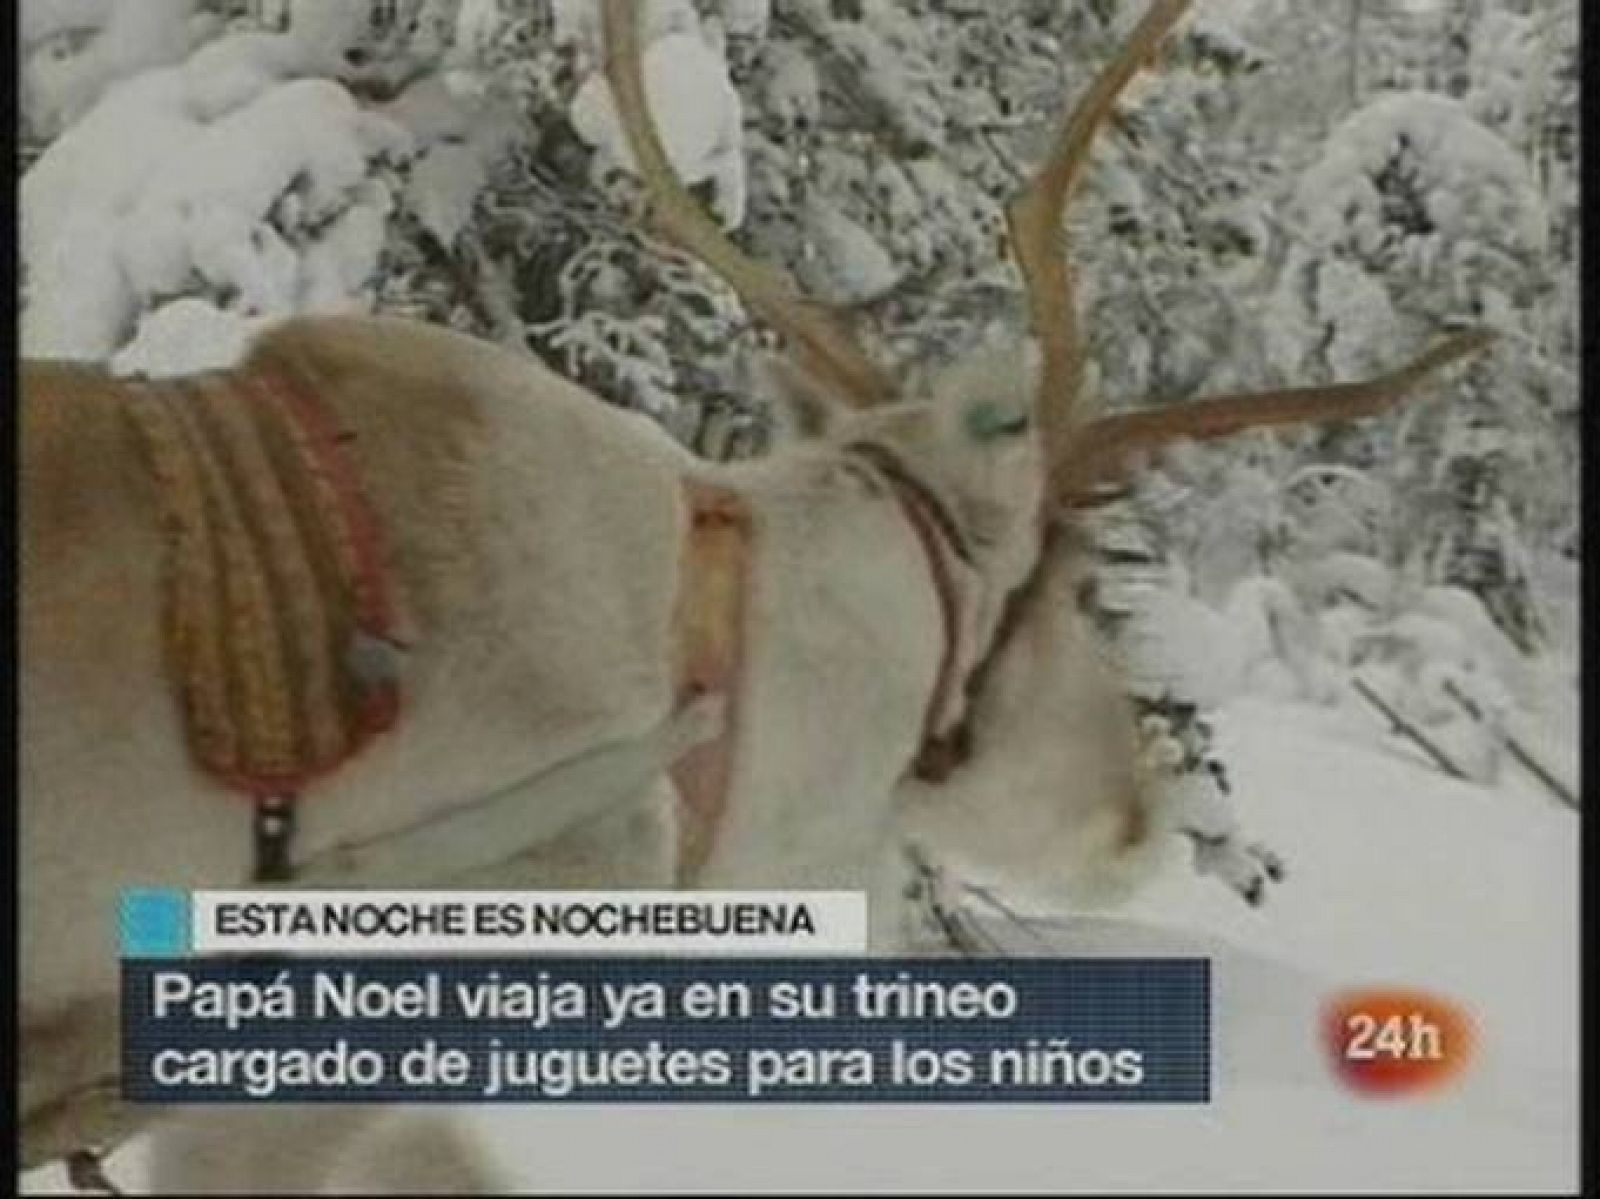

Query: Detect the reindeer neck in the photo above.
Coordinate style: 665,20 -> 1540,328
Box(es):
842,440 -> 978,567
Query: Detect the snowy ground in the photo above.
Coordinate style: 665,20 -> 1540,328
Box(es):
23,694 -> 1578,1194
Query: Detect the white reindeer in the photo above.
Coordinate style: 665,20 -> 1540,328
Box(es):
18,0 -> 1489,1189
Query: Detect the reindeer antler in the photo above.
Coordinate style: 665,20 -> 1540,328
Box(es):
1055,329 -> 1495,504
1008,0 -> 1495,508
1007,0 -> 1195,465
600,0 -> 898,407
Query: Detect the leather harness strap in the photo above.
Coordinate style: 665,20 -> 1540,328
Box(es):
843,442 -> 975,783
670,446 -> 979,879
845,441 -> 976,568
672,480 -> 753,883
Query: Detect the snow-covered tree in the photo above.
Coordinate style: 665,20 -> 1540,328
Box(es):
18,0 -> 1579,809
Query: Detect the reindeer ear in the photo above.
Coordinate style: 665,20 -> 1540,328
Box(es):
753,353 -> 852,441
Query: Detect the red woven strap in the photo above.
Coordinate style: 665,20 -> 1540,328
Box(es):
248,371 -> 396,636
247,367 -> 402,744
125,364 -> 405,800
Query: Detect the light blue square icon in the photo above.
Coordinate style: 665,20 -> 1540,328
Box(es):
119,888 -> 191,958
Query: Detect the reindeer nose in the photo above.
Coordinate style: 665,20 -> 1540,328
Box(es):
344,47 -> 373,68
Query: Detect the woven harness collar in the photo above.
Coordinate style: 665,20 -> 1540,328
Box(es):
154,364 -> 401,883
253,365 -> 401,882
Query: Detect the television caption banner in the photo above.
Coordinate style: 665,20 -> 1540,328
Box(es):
118,888 -> 869,956
122,958 -> 1210,1104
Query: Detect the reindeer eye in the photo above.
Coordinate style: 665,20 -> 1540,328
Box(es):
965,401 -> 1030,442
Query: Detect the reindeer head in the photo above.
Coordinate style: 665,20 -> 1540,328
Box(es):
601,0 -> 1491,902
759,340 -> 1049,563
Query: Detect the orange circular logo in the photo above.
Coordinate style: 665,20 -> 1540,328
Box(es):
1322,989 -> 1475,1096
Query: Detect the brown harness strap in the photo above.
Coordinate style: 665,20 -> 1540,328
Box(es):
667,448 -> 980,880
671,480 -> 752,883
844,443 -> 973,782
913,524 -> 1058,783
846,441 -> 976,567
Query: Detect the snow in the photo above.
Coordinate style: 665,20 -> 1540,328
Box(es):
489,696 -> 1565,1191
16,0 -> 1578,1191
719,0 -> 772,42
379,70 -> 493,144
298,180 -> 399,310
1311,257 -> 1402,375
452,0 -> 502,60
380,70 -> 520,254
758,40 -> 821,132
20,1 -> 513,369
109,298 -> 265,378
822,17 -> 946,150
1117,587 -> 1252,707
1295,92 -> 1547,262
22,689 -> 1575,1195
22,33 -> 412,363
796,199 -> 900,303
1468,10 -> 1544,145
570,26 -> 748,228
19,0 -> 200,141
20,0 -> 115,49
403,142 -> 485,247
553,0 -> 701,53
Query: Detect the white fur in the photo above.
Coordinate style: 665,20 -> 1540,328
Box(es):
21,317 -> 1159,1190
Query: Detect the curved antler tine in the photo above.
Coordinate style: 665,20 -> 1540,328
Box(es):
1008,0 -> 1195,465
599,0 -> 897,408
1055,329 -> 1496,507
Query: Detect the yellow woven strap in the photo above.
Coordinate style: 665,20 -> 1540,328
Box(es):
193,373 -> 346,765
122,370 -> 396,791
125,378 -> 249,774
